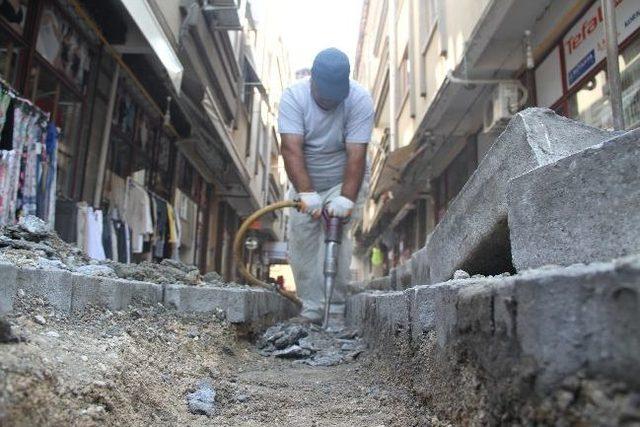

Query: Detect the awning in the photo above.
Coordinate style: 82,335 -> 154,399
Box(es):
120,0 -> 184,93
371,143 -> 417,199
203,0 -> 242,31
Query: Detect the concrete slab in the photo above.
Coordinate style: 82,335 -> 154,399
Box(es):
426,108 -> 616,283
15,268 -> 74,312
508,128 -> 640,271
0,263 -> 17,315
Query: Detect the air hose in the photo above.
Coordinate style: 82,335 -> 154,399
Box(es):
232,200 -> 303,307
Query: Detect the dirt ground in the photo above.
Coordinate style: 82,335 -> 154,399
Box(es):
0,292 -> 448,427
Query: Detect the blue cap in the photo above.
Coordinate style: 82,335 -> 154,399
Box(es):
311,48 -> 350,102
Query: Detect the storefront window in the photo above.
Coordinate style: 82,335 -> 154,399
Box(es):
620,37 -> 640,128
567,37 -> 640,130
567,69 -> 612,130
35,4 -> 90,91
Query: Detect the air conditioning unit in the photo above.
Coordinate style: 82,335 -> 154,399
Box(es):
483,82 -> 525,132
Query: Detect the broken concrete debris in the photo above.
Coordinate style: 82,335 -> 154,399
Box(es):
0,215 -> 241,288
258,322 -> 366,366
0,317 -> 20,343
186,380 -> 217,417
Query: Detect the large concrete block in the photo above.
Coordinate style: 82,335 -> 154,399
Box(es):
508,128 -> 640,271
16,268 -> 74,312
0,263 -> 17,315
426,108 -> 616,283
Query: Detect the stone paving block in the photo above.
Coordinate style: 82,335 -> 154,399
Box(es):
410,246 -> 429,287
508,128 -> 640,271
389,267 -> 397,290
0,262 -> 17,315
396,263 -> 412,290
128,280 -> 164,306
164,285 -> 249,322
427,108 -> 616,284
374,291 -> 411,338
430,280 -> 479,348
71,276 -> 131,312
366,275 -> 391,291
163,284 -> 296,325
16,268 -> 74,312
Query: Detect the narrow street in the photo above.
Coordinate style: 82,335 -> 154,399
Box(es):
0,294 -> 443,426
0,0 -> 639,425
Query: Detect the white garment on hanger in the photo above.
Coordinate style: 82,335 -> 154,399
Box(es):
86,207 -> 106,260
124,179 -> 153,253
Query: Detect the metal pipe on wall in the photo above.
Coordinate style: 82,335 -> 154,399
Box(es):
388,0 -> 398,152
93,64 -> 120,208
602,0 -> 625,130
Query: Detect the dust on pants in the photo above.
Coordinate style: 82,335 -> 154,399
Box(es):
287,181 -> 368,320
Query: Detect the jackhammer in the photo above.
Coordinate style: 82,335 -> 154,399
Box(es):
321,210 -> 345,329
234,200 -> 348,328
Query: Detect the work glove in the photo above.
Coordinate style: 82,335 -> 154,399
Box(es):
326,195 -> 354,218
298,192 -> 323,217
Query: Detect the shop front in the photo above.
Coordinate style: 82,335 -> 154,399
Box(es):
0,0 -> 82,227
535,0 -> 640,129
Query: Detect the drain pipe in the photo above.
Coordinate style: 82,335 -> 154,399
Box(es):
602,0 -> 625,130
388,0 -> 398,152
94,64 -> 120,208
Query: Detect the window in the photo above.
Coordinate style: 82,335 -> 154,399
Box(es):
35,4 -> 91,91
565,37 -> 640,130
397,47 -> 410,108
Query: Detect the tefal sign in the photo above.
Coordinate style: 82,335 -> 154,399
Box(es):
563,0 -> 640,89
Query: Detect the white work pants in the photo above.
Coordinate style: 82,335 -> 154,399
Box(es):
287,181 -> 368,321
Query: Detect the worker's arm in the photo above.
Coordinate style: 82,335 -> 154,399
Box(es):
281,133 -> 322,217
281,133 -> 313,193
341,143 -> 367,201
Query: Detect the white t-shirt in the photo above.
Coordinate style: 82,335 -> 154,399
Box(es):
278,78 -> 374,192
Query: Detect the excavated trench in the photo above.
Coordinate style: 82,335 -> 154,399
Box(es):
0,296 -> 447,426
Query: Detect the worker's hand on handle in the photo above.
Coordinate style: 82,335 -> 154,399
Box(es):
298,192 -> 323,219
326,195 -> 354,218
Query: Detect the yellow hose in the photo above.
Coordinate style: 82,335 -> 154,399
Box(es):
233,200 -> 303,307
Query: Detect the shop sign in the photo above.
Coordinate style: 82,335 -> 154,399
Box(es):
563,0 -> 640,88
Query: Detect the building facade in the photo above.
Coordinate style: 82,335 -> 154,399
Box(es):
353,0 -> 640,279
0,0 -> 292,281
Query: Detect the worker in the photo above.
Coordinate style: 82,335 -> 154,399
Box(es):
278,48 -> 374,324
